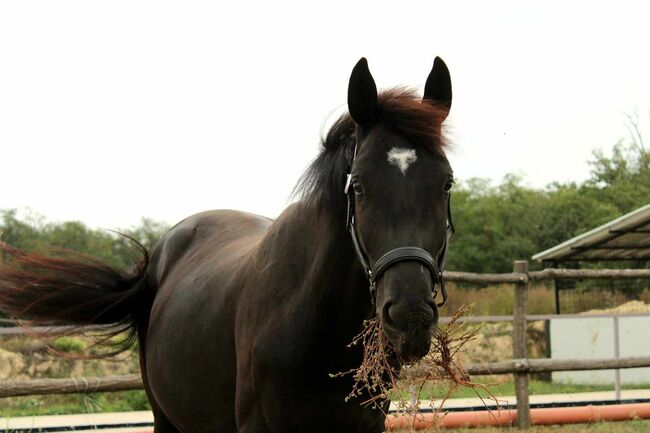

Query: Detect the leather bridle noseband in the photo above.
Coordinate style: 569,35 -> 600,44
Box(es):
344,134 -> 454,306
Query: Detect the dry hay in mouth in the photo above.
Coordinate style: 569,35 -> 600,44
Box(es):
331,304 -> 500,425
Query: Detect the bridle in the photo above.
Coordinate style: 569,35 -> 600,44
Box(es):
344,132 -> 454,306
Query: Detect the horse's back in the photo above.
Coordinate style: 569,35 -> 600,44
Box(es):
148,209 -> 272,284
143,209 -> 272,432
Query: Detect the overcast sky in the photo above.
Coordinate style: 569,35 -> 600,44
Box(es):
1,1 -> 649,229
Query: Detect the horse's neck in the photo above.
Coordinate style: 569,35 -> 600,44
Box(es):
264,203 -> 373,326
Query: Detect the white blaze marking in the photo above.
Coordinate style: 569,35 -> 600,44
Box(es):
387,147 -> 417,175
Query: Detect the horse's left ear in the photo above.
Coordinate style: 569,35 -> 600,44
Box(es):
348,58 -> 379,127
423,57 -> 452,119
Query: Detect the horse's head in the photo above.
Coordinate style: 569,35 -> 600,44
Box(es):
346,58 -> 453,362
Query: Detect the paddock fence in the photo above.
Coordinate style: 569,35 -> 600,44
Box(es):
3,262 -> 650,429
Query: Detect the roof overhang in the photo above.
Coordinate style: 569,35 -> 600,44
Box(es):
532,203 -> 650,263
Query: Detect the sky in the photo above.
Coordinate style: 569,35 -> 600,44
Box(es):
1,1 -> 649,229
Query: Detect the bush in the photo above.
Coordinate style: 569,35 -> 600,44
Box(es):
52,336 -> 86,353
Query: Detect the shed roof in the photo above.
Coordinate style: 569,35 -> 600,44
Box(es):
532,203 -> 650,263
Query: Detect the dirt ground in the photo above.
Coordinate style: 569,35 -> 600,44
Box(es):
458,320 -> 547,364
0,334 -> 140,382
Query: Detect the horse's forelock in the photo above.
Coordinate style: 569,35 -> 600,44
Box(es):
376,87 -> 449,156
293,87 -> 449,212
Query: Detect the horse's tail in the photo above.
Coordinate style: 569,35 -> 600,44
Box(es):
0,240 -> 151,353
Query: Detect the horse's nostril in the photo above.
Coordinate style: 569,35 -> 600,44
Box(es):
382,301 -> 396,328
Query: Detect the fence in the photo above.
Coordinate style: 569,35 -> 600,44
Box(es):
3,262 -> 650,429
445,261 -> 650,428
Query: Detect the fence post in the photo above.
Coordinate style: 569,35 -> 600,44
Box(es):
613,315 -> 622,400
513,260 -> 531,429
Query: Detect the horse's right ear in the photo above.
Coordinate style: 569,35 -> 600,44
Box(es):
348,58 -> 378,127
423,57 -> 452,119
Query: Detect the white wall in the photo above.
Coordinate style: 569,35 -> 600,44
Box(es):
550,316 -> 650,385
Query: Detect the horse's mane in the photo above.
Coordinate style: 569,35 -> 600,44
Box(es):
293,87 -> 449,212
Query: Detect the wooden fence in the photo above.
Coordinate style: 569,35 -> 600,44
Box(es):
3,263 -> 650,429
448,261 -> 650,429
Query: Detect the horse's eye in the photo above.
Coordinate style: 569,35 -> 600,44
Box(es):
352,180 -> 364,195
443,180 -> 454,194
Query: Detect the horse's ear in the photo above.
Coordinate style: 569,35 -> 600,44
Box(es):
348,58 -> 378,127
423,56 -> 452,119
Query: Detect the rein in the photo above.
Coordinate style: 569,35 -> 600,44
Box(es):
344,134 -> 454,306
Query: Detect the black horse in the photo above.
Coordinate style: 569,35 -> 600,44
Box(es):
0,57 -> 454,433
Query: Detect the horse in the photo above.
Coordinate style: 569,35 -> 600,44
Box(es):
0,57 -> 454,433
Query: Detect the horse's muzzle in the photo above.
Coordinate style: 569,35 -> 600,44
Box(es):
380,298 -> 438,362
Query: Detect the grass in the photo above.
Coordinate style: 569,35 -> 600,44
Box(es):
443,281 -> 650,317
401,378 -> 650,401
443,282 -> 557,316
0,390 -> 150,417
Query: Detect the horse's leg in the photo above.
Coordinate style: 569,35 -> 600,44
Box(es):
236,405 -> 269,433
142,365 -> 182,433
139,366 -> 182,433
151,408 -> 183,433
235,378 -> 271,433
137,333 -> 183,433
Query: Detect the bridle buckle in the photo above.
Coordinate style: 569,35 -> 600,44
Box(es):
344,173 -> 352,195
369,280 -> 376,305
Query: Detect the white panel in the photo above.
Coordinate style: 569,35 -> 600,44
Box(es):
550,318 -> 616,385
550,316 -> 650,385
619,317 -> 650,384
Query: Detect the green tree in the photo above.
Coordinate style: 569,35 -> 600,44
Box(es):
124,218 -> 170,250
447,175 -> 546,273
585,142 -> 650,214
446,138 -> 649,272
0,209 -> 46,253
0,211 -> 169,270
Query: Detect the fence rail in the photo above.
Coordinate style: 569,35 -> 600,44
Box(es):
444,268 -> 650,284
0,374 -> 142,398
0,324 -> 107,335
465,356 -> 650,375
4,355 -> 650,399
